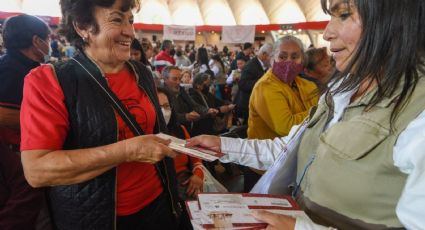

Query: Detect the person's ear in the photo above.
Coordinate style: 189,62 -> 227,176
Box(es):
32,35 -> 45,49
31,35 -> 39,48
73,21 -> 90,42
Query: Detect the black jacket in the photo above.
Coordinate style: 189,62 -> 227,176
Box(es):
0,49 -> 40,108
189,89 -> 225,136
234,57 -> 266,110
49,52 -> 180,230
164,86 -> 208,135
228,52 -> 250,75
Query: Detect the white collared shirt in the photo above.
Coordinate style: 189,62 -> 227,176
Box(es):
257,57 -> 268,71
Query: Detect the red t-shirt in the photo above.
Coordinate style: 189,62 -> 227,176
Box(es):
21,64 -> 163,216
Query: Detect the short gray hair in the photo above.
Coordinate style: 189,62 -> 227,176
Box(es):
192,72 -> 210,88
257,43 -> 273,56
273,35 -> 305,59
162,66 -> 181,79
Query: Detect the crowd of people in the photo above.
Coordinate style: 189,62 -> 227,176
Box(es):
0,0 -> 424,229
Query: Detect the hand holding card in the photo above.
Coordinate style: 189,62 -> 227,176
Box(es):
156,133 -> 224,162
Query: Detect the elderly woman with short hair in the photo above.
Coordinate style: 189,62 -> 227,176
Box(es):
19,0 -> 188,229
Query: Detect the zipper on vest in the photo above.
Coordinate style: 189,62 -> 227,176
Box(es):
128,62 -> 179,217
114,116 -> 119,230
127,62 -> 164,132
77,57 -> 170,226
162,161 -> 178,216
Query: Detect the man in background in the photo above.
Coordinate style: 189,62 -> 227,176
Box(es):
228,42 -> 253,74
234,43 -> 273,125
0,14 -> 51,229
154,39 -> 176,73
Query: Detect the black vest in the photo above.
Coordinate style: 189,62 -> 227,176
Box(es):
48,52 -> 180,230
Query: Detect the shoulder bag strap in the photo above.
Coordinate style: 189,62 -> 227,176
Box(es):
71,56 -> 145,136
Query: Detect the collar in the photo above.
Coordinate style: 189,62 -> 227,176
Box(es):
300,73 -> 321,85
7,49 -> 40,69
257,57 -> 267,71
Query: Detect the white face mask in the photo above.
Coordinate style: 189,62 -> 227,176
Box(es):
36,37 -> 51,63
161,108 -> 172,125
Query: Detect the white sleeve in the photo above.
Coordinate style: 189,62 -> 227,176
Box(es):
295,216 -> 337,230
200,64 -> 208,73
219,124 -> 300,170
393,109 -> 425,229
211,65 -> 219,76
226,72 -> 234,85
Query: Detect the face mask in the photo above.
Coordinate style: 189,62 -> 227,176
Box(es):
36,38 -> 51,63
161,108 -> 172,125
272,61 -> 303,84
202,85 -> 210,94
169,48 -> 176,56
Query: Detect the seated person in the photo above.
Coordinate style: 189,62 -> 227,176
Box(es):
157,87 -> 204,201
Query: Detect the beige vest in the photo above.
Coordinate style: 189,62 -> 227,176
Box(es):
296,74 -> 425,229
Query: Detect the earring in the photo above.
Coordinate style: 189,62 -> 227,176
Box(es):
82,36 -> 88,43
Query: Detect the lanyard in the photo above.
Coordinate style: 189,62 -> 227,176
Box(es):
292,92 -> 335,198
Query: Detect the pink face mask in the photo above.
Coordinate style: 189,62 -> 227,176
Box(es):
272,61 -> 303,84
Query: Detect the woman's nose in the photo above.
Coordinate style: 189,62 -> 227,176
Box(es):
323,18 -> 336,41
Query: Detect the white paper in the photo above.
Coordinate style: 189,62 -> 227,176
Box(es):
156,133 -> 223,161
251,121 -> 308,195
243,197 -> 292,208
195,193 -> 306,228
198,194 -> 248,212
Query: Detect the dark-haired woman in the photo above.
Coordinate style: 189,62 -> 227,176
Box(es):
191,47 -> 213,78
187,0 -> 425,229
19,0 -> 187,229
210,54 -> 227,100
131,38 -> 154,70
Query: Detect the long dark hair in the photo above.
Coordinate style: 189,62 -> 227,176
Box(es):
197,47 -> 209,66
131,38 -> 149,66
322,0 -> 425,125
211,54 -> 225,72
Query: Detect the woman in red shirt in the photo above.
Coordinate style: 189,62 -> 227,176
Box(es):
20,0 -> 187,229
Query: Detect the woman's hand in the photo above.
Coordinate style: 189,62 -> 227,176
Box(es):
124,135 -> 177,164
186,111 -> 201,121
207,108 -> 219,117
186,135 -> 221,153
252,210 -> 296,230
219,104 -> 235,113
183,174 -> 203,197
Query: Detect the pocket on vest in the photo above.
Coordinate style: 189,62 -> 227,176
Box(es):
319,118 -> 390,160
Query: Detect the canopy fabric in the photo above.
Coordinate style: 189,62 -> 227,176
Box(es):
0,0 -> 329,25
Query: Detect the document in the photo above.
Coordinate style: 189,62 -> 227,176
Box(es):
156,133 -> 224,162
251,121 -> 308,195
186,193 -> 308,229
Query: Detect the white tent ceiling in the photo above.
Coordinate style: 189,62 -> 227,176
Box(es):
0,0 -> 329,25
